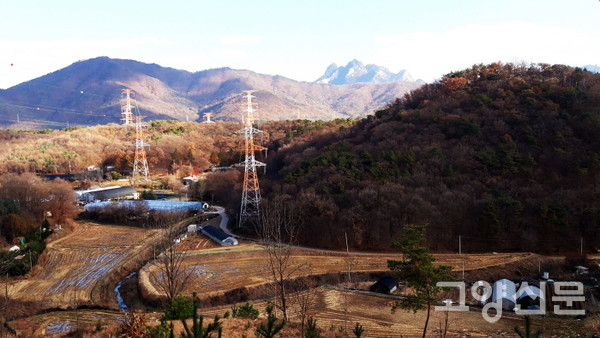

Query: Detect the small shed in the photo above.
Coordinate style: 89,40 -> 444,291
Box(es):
493,279 -> 516,311
517,282 -> 544,310
187,224 -> 198,233
200,225 -> 238,246
8,245 -> 20,252
370,276 -> 398,294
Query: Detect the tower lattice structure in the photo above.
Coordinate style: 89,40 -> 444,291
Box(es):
131,101 -> 150,182
237,91 -> 266,227
120,89 -> 134,126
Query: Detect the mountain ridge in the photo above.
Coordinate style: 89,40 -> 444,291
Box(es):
0,57 -> 421,128
315,59 -> 414,84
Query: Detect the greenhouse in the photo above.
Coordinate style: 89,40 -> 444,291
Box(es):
84,200 -> 208,212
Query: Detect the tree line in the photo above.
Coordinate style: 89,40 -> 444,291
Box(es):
259,63 -> 600,253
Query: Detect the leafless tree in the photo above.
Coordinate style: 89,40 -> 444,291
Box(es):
150,219 -> 196,304
44,179 -> 78,225
291,279 -> 318,336
259,194 -> 304,321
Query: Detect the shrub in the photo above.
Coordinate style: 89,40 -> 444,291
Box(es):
231,302 -> 259,319
164,295 -> 194,320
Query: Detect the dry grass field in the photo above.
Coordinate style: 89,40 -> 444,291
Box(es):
8,221 -> 162,309
139,234 -> 536,301
5,228 -> 590,337
7,288 -> 590,337
180,286 -> 586,337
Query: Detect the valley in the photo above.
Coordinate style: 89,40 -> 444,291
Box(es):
0,61 -> 598,336
4,215 -> 562,337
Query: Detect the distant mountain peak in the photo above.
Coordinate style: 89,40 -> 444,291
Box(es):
583,65 -> 600,73
0,56 -> 421,127
315,60 -> 413,85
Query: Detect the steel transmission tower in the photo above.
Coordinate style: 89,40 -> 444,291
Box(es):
128,91 -> 150,182
121,89 -> 134,126
237,91 -> 266,227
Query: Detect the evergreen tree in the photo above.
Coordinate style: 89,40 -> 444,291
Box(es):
387,225 -> 452,338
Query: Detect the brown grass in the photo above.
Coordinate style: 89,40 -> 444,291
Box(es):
139,236 -> 538,304
8,221 -> 162,309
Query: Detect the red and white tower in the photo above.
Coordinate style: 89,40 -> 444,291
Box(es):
237,91 -> 266,227
132,114 -> 150,182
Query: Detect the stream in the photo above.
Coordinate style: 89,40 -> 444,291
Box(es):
114,271 -> 137,311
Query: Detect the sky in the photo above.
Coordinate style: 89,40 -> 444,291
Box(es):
0,0 -> 599,89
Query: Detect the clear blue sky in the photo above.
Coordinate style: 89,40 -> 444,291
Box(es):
1,0 -> 598,88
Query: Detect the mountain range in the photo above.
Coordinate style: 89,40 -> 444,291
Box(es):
0,57 -> 421,128
315,59 -> 417,85
584,64 -> 600,73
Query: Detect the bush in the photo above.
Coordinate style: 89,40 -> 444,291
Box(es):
110,171 -> 122,180
141,190 -> 157,200
232,302 -> 259,319
164,295 -> 194,320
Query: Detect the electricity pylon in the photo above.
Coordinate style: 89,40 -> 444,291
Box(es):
132,114 -> 150,182
121,89 -> 134,126
236,91 -> 266,227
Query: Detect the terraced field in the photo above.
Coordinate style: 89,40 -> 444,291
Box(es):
139,235 -> 536,301
9,222 -> 162,309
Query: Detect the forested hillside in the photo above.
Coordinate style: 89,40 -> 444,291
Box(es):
262,63 -> 600,253
1,62 -> 599,254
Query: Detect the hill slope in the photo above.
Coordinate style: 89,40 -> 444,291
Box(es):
0,57 -> 420,127
263,63 -> 600,252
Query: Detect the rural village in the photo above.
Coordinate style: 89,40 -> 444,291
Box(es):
0,69 -> 599,337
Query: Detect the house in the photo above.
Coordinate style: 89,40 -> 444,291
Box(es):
369,276 -> 398,294
200,225 -> 238,246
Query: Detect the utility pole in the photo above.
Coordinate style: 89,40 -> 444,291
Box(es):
236,91 -> 266,228
345,232 -> 351,283
459,235 -> 462,255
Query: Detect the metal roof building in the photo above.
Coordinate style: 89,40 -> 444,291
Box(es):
370,276 -> 398,294
79,186 -> 138,202
200,225 -> 238,246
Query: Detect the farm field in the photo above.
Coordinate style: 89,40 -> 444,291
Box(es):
8,309 -> 133,337
5,228 -> 585,336
139,234 -> 537,301
182,286 -> 586,337
8,287 -> 589,337
8,221 -> 163,309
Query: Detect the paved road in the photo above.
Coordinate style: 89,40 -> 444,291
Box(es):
205,206 -> 233,236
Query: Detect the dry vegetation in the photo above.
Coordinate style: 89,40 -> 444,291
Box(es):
8,221 -> 162,309
139,234 -> 536,302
